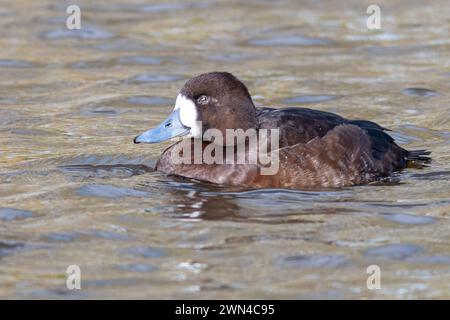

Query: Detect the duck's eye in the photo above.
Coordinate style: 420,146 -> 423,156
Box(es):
196,95 -> 210,105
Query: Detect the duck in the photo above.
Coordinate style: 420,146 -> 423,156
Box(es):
133,72 -> 430,189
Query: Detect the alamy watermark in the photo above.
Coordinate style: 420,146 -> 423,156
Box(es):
366,265 -> 381,290
66,265 -> 81,290
169,124 -> 280,176
366,5 -> 381,30
66,5 -> 81,30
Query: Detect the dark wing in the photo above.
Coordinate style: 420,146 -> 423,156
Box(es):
348,119 -> 431,167
256,107 -> 348,147
256,107 -> 431,171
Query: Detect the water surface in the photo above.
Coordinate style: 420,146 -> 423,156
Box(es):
0,0 -> 449,299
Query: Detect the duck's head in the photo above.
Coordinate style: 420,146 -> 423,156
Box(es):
133,72 -> 257,145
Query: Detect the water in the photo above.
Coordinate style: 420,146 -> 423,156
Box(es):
0,0 -> 449,299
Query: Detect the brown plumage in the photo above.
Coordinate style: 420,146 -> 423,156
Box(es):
136,72 -> 431,189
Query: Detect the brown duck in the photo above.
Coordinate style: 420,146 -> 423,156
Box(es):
134,72 -> 430,189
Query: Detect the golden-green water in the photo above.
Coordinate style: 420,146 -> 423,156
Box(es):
0,0 -> 449,299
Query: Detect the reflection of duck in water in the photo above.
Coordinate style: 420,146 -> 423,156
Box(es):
134,72 -> 430,189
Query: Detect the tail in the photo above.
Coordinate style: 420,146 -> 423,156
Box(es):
406,149 -> 431,168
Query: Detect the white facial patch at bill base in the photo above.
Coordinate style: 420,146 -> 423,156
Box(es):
174,94 -> 202,138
